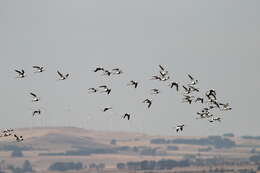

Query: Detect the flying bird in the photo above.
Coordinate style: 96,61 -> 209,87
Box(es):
14,134 -> 23,142
158,64 -> 168,76
30,92 -> 40,102
103,70 -> 111,76
99,85 -> 111,95
57,70 -> 69,80
122,113 -> 131,120
15,69 -> 25,78
169,82 -> 179,91
94,67 -> 104,72
143,99 -> 152,108
187,74 -> 198,85
33,109 -> 41,116
88,88 -> 98,93
33,66 -> 45,73
112,68 -> 123,75
102,107 -> 112,112
176,124 -> 185,132
195,97 -> 204,103
127,80 -> 138,88
151,89 -> 160,95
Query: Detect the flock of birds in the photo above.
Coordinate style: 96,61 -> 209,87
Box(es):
88,64 -> 232,132
0,64 -> 232,142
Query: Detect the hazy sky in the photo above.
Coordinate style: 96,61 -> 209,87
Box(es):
0,0 -> 259,136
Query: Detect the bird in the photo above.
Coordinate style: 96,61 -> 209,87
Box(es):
187,74 -> 198,85
221,107 -> 232,111
212,117 -> 221,122
195,97 -> 204,103
176,124 -> 185,132
189,85 -> 199,92
94,67 -> 104,72
158,64 -> 168,76
88,88 -> 98,93
183,97 -> 193,104
182,85 -> 191,94
14,134 -> 23,142
160,75 -> 170,81
33,66 -> 45,73
102,107 -> 112,112
127,80 -> 138,88
219,103 -> 232,111
103,70 -> 111,76
99,85 -> 108,89
143,99 -> 152,108
30,92 -> 40,102
122,113 -> 131,120
208,99 -> 220,108
206,89 -> 217,100
169,82 -> 179,91
33,109 -> 41,116
112,68 -> 123,75
99,86 -> 111,95
151,89 -> 160,95
2,129 -> 14,133
57,70 -> 69,80
150,75 -> 162,81
14,69 -> 25,78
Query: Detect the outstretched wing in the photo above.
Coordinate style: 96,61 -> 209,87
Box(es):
188,74 -> 194,80
159,64 -> 165,71
30,92 -> 37,97
14,69 -> 22,74
57,71 -> 63,78
33,66 -> 40,69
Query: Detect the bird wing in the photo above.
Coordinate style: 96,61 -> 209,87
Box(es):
57,71 -> 63,78
188,74 -> 194,80
99,85 -> 107,88
30,92 -> 37,97
159,64 -> 165,71
15,70 -> 22,74
33,66 -> 40,69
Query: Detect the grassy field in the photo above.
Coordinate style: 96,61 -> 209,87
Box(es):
0,127 -> 259,173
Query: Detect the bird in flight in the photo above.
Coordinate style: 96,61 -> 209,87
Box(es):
88,88 -> 98,93
127,80 -> 138,88
151,89 -> 160,95
183,85 -> 191,94
158,64 -> 168,77
57,70 -> 69,80
112,68 -> 123,75
102,107 -> 112,112
143,99 -> 152,108
175,124 -> 185,132
15,69 -> 25,78
187,74 -> 198,85
206,89 -> 217,100
30,92 -> 40,102
169,82 -> 179,91
99,85 -> 111,95
195,97 -> 204,103
94,67 -> 104,72
33,66 -> 45,73
103,70 -> 111,76
33,109 -> 41,116
14,134 -> 23,142
122,113 -> 131,120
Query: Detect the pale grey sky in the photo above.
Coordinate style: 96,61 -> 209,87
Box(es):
0,0 -> 259,136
